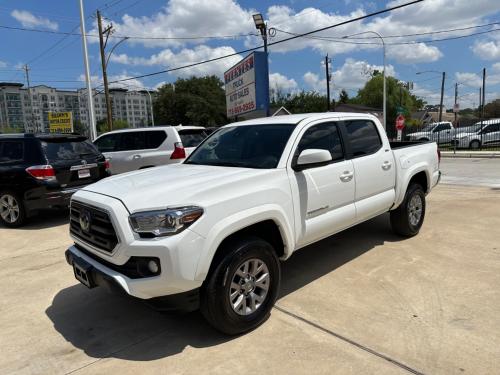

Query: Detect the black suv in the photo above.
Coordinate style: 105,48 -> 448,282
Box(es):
0,134 -> 110,227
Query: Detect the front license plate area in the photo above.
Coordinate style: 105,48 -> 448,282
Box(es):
73,258 -> 95,288
78,169 -> 91,179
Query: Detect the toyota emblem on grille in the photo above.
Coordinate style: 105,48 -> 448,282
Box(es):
79,209 -> 91,232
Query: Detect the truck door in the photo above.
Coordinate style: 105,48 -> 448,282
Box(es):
343,119 -> 396,222
289,121 -> 356,248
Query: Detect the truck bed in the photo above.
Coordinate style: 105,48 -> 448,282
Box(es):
389,140 -> 432,149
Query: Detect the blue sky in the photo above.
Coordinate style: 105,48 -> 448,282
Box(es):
0,0 -> 499,109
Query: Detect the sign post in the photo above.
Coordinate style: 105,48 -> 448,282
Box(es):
48,112 -> 73,133
395,114 -> 405,141
224,51 -> 269,118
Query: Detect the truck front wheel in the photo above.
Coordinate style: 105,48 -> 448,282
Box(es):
200,236 -> 281,335
390,183 -> 426,237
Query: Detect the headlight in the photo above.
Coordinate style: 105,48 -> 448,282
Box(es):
129,206 -> 203,237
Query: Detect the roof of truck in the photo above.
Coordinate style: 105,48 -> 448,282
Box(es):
227,112 -> 378,127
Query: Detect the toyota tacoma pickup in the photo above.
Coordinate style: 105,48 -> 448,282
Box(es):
65,113 -> 440,334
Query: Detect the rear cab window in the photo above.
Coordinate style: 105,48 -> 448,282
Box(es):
0,140 -> 24,163
41,137 -> 100,162
178,129 -> 207,147
344,120 -> 382,157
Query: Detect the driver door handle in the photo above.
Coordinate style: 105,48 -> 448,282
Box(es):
382,161 -> 392,171
339,171 -> 354,182
132,154 -> 141,159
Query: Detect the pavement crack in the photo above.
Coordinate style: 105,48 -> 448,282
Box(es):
274,305 -> 426,375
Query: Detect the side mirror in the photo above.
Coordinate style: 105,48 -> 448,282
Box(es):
293,149 -> 332,171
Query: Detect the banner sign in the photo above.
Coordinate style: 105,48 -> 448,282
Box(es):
48,112 -> 73,133
224,51 -> 269,117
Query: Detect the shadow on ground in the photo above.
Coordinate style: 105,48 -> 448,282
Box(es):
46,213 -> 403,361
16,209 -> 69,230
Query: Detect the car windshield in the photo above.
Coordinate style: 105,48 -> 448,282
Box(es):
184,124 -> 295,169
421,124 -> 436,131
41,138 -> 100,161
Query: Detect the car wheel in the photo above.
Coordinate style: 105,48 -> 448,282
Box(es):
469,140 -> 480,149
0,191 -> 27,228
390,183 -> 426,237
200,236 -> 281,335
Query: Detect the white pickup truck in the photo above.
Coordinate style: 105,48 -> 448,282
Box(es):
65,113 -> 440,334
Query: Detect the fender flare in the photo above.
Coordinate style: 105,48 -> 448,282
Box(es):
193,204 -> 294,281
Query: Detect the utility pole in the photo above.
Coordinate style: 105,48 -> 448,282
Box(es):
97,10 -> 113,131
481,68 -> 486,119
454,83 -> 458,125
438,71 -> 445,123
78,0 -> 97,140
23,64 -> 35,133
325,54 -> 331,111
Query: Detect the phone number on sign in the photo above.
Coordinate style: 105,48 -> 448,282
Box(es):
228,101 -> 255,116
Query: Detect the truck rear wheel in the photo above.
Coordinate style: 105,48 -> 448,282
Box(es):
390,183 -> 426,237
200,236 -> 281,335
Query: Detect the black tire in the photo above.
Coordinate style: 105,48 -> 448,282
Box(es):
419,138 -> 429,142
390,183 -> 426,237
0,191 -> 27,228
200,236 -> 281,335
469,140 -> 480,150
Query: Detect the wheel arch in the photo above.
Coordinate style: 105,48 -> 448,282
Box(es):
194,207 -> 293,281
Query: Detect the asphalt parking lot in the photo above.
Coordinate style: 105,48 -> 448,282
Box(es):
1,160 -> 500,374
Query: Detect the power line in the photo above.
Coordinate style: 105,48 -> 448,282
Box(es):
273,26 -> 500,45
108,0 -> 426,84
0,24 -> 259,40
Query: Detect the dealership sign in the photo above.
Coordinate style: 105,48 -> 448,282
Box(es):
48,112 -> 73,133
224,51 -> 269,117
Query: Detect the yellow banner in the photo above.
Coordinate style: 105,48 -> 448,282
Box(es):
48,112 -> 73,133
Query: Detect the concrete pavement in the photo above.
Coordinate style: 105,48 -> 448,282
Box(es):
1,184 -> 500,374
440,158 -> 500,187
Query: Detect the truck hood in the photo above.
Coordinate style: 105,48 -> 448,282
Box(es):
81,163 -> 276,212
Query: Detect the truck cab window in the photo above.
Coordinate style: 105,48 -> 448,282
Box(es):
345,120 -> 382,157
296,123 -> 344,161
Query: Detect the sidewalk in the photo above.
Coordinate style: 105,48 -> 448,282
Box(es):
441,150 -> 500,158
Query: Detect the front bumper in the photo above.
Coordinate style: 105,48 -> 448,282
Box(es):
65,249 -> 200,311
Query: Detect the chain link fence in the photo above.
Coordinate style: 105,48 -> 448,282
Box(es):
389,117 -> 500,152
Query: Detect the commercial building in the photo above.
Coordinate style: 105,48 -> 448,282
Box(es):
0,82 -> 153,133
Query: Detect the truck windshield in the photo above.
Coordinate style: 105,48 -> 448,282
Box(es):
184,124 -> 295,169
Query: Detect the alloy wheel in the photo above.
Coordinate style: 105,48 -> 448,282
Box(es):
0,194 -> 20,224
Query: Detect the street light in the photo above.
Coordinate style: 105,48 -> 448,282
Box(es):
343,31 -> 386,129
253,13 -> 270,116
416,70 -> 446,123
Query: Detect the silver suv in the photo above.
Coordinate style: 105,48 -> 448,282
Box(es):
93,126 -> 207,174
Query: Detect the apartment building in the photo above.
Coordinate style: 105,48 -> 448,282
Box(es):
0,82 -> 153,133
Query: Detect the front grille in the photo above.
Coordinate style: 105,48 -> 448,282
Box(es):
70,201 -> 118,253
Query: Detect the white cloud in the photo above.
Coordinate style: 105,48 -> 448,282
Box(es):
110,45 -> 242,78
387,43 -> 442,64
0,61 -> 7,68
269,72 -> 298,92
11,10 -> 58,31
304,58 -> 396,94
471,40 -> 500,60
89,0 -> 256,48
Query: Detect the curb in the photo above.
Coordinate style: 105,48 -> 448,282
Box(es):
441,151 -> 500,159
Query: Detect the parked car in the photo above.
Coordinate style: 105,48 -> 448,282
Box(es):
451,119 -> 500,149
93,126 -> 207,174
65,113 -> 440,334
0,133 -> 109,227
406,121 -> 454,144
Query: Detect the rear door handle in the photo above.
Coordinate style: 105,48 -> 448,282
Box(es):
382,161 -> 392,170
339,171 -> 354,182
132,154 -> 141,159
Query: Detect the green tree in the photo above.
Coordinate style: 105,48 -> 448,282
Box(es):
96,119 -> 128,134
73,119 -> 87,136
271,90 -> 330,113
154,76 -> 227,126
338,89 -> 349,104
484,99 -> 500,118
354,75 -> 426,128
